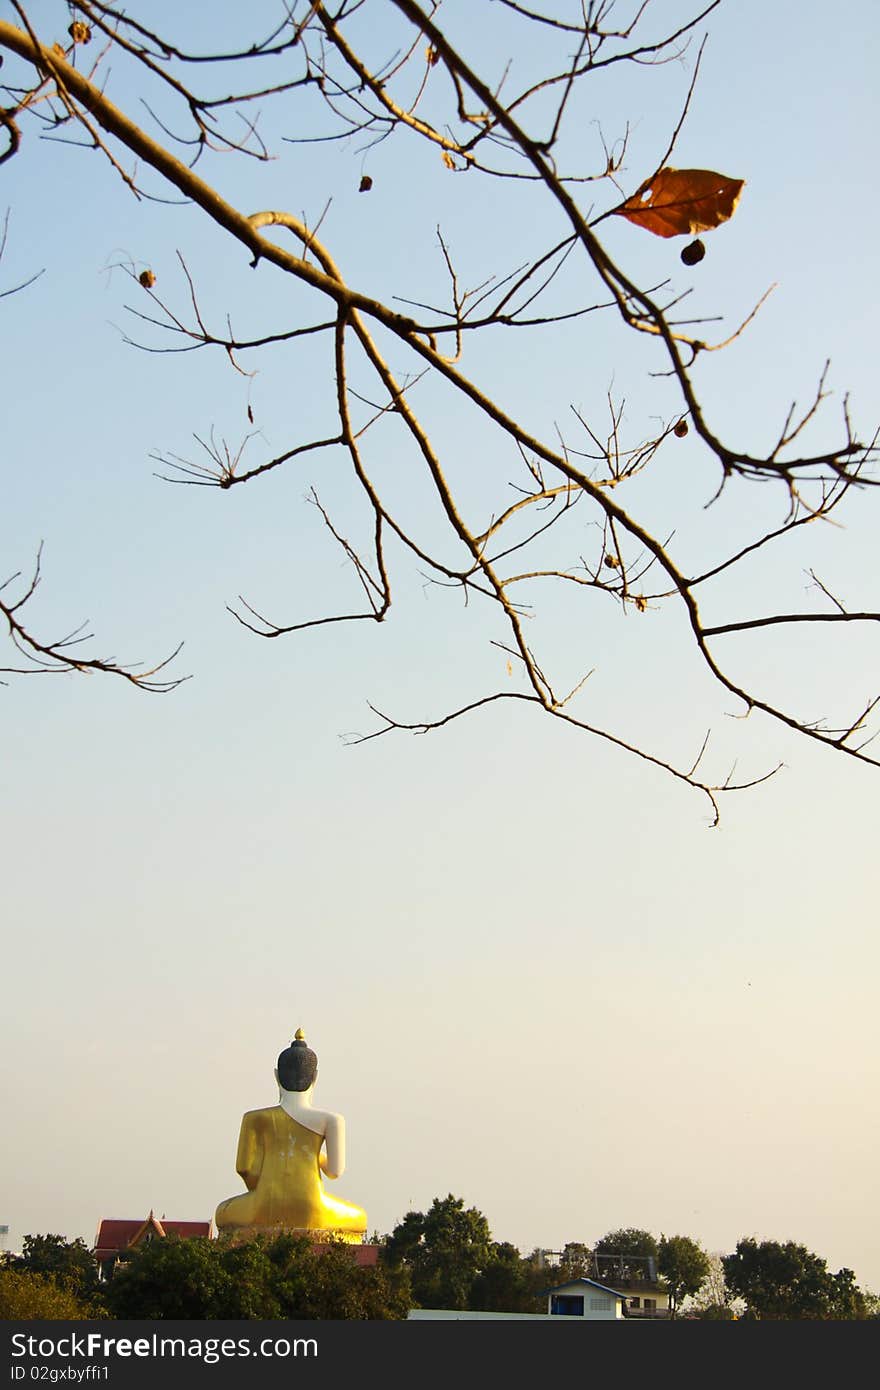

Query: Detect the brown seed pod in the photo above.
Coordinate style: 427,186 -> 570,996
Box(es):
680,238 -> 706,266
673,418 -> 689,438
359,175 -> 373,193
138,269 -> 156,289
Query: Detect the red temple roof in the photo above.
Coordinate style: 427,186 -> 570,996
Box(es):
94,1213 -> 214,1260
311,1242 -> 379,1266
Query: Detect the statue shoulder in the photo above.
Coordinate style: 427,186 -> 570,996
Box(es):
239,1106 -> 278,1127
315,1108 -> 344,1130
289,1105 -> 342,1134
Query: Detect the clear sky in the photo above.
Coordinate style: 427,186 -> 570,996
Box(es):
1,1 -> 878,1292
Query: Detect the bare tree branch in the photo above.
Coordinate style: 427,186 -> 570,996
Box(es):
1,1 -> 876,814
0,547 -> 186,691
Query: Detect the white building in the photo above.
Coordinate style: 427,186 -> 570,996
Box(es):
542,1277 -> 629,1320
407,1278 -> 629,1322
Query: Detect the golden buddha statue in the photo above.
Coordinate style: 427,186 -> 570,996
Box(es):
215,1029 -> 367,1242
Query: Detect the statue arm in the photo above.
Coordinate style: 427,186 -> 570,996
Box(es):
318,1113 -> 345,1180
235,1113 -> 262,1192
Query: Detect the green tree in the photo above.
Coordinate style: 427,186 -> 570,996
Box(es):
106,1238 -> 235,1319
300,1241 -> 410,1320
15,1233 -> 100,1298
593,1228 -> 658,1285
382,1195 -> 493,1309
556,1242 -> 591,1283
658,1235 -> 710,1318
470,1242 -> 544,1314
722,1239 -> 869,1320
105,1233 -> 409,1320
863,1291 -> 880,1320
0,1268 -> 104,1321
824,1268 -> 870,1321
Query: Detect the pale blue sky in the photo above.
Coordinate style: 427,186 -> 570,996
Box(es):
1,1 -> 878,1290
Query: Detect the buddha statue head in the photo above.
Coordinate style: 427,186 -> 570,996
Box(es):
276,1027 -> 318,1094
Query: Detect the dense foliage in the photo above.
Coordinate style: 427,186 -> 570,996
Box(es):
15,1232 -> 101,1296
0,1233 -> 105,1319
0,1268 -> 104,1320
657,1235 -> 711,1317
4,1218 -> 874,1320
722,1238 -> 871,1321
103,1233 -> 411,1320
381,1195 -> 545,1312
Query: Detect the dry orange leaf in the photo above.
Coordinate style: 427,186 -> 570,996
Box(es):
615,167 -> 744,239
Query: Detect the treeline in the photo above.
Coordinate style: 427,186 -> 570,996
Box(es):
379,1198 -> 876,1320
1,1202 -> 876,1321
0,1232 -> 409,1320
